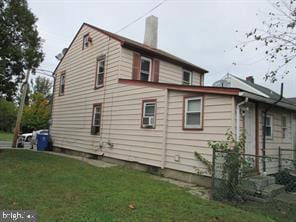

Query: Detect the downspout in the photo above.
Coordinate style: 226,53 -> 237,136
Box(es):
262,83 -> 283,173
236,97 -> 248,141
161,88 -> 169,169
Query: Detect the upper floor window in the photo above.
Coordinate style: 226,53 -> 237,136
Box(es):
91,104 -> 101,135
265,115 -> 273,138
140,57 -> 152,81
59,73 -> 65,96
184,97 -> 202,129
282,116 -> 287,139
83,33 -> 91,49
142,100 -> 156,128
183,70 -> 192,85
95,57 -> 105,88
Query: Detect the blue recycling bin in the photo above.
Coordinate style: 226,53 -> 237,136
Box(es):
37,134 -> 49,151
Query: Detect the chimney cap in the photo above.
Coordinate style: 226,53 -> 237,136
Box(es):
246,76 -> 255,83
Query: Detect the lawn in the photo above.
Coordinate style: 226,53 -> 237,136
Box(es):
0,150 -> 274,222
0,131 -> 13,141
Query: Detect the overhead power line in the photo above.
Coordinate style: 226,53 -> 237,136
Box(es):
116,0 -> 167,33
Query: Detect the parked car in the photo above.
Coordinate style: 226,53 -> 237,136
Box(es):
21,133 -> 32,142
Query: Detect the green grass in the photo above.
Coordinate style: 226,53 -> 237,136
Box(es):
0,131 -> 13,141
236,201 -> 296,222
0,150 -> 274,222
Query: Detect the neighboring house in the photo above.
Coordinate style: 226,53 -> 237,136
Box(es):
51,16 -> 296,184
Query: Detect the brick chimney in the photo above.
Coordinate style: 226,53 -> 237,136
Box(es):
144,15 -> 158,48
246,76 -> 254,83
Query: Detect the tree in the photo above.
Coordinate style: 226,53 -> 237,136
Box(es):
0,0 -> 44,101
21,92 -> 50,132
32,76 -> 53,101
0,99 -> 17,132
238,0 -> 296,82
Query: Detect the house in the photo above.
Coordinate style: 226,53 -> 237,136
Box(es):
51,16 -> 296,185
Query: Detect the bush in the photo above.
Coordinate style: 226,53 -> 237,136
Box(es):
0,99 -> 17,132
275,169 -> 296,192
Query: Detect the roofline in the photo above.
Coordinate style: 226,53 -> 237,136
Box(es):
239,92 -> 296,111
118,79 -> 241,96
53,23 -> 208,76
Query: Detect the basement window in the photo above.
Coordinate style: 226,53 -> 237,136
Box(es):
91,104 -> 101,135
140,57 -> 152,81
184,97 -> 203,129
142,100 -> 156,128
183,70 -> 193,85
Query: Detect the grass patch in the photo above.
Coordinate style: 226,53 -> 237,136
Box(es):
236,201 -> 296,222
0,150 -> 274,222
0,131 -> 13,141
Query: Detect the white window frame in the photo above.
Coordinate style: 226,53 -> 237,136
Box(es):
91,104 -> 101,135
282,115 -> 288,139
140,57 -> 152,81
142,101 -> 156,128
184,97 -> 202,129
265,115 -> 273,139
59,74 -> 65,96
95,57 -> 105,88
83,34 -> 90,49
183,69 -> 193,85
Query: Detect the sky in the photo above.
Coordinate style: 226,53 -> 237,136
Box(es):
27,0 -> 296,97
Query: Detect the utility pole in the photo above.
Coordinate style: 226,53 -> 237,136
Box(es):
12,69 -> 31,148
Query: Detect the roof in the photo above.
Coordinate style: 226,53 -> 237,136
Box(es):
53,23 -> 208,75
118,79 -> 241,96
288,97 -> 296,104
232,75 -> 293,105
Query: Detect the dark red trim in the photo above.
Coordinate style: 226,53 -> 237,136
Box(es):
118,78 -> 241,96
141,99 -> 157,129
91,103 -> 102,135
182,95 -> 204,131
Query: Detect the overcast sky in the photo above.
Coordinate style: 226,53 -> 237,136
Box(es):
28,0 -> 296,97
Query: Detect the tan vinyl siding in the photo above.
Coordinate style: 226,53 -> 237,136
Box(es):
120,48 -> 203,85
165,91 -> 234,174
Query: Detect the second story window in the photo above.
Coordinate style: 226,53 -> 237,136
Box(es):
95,57 -> 105,88
59,73 -> 65,96
140,57 -> 151,81
183,70 -> 192,85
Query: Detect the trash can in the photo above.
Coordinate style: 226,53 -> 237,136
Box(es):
36,134 -> 48,151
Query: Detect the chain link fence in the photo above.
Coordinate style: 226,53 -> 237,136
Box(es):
212,148 -> 296,201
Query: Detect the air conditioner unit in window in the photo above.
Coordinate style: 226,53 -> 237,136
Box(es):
143,117 -> 155,128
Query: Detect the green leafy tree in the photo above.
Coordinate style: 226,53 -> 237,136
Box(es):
238,0 -> 296,82
0,0 -> 44,101
32,76 -> 53,101
0,99 -> 17,132
21,92 -> 50,132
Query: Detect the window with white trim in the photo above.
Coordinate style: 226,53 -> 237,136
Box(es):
265,115 -> 273,138
95,57 -> 105,88
91,104 -> 101,135
142,101 -> 156,128
140,57 -> 152,81
184,97 -> 202,129
183,70 -> 193,85
59,73 -> 65,96
282,115 -> 287,139
83,34 -> 90,49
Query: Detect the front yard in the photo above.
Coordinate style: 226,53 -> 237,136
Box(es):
0,150 -> 276,221
0,131 -> 13,141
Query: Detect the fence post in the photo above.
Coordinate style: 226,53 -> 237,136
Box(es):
278,146 -> 282,172
211,148 -> 216,198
